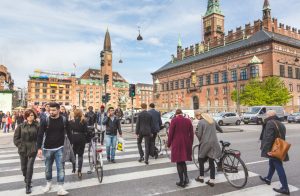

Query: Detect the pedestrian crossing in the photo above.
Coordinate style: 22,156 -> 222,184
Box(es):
0,138 -> 298,196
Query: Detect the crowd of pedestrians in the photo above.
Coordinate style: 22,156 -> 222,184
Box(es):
8,101 -> 291,195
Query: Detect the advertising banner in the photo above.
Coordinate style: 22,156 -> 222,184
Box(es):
0,92 -> 12,113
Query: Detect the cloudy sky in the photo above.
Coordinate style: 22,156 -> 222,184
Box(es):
1,0 -> 300,87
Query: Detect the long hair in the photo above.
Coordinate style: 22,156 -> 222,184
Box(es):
73,109 -> 85,124
201,113 -> 214,124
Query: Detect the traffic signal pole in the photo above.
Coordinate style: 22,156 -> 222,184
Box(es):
131,96 -> 134,132
104,82 -> 107,107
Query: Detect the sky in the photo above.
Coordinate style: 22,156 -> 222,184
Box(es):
0,0 -> 300,88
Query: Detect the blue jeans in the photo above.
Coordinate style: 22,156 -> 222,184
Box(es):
3,123 -> 10,133
43,148 -> 65,184
105,135 -> 117,160
266,158 -> 289,190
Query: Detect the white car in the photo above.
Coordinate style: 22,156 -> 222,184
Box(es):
161,111 -> 192,128
213,112 -> 241,126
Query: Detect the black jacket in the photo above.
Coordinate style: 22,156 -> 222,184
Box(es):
85,111 -> 97,126
102,116 -> 122,136
136,110 -> 153,136
260,115 -> 289,161
148,109 -> 162,133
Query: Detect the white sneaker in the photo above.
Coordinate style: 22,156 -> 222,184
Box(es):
43,181 -> 52,193
57,185 -> 69,195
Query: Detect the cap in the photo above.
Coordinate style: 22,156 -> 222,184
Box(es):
100,105 -> 105,109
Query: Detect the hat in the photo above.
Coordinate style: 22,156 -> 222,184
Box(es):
100,105 -> 105,109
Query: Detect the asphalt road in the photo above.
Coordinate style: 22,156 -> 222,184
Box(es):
0,122 -> 299,195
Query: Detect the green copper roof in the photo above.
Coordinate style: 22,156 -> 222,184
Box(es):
205,0 -> 223,17
178,35 -> 182,47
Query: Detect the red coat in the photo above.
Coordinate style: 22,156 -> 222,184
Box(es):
167,115 -> 194,163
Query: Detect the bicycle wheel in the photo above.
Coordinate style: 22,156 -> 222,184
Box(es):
155,135 -> 162,153
222,153 -> 248,188
88,142 -> 94,171
95,151 -> 103,183
193,145 -> 210,172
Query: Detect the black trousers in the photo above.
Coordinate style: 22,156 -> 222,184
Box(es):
137,135 -> 150,162
149,132 -> 158,157
72,133 -> 86,172
199,157 -> 215,179
19,153 -> 36,184
176,162 -> 188,183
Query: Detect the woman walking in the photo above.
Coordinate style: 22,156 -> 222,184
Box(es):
194,112 -> 223,187
167,109 -> 194,188
13,109 -> 39,194
69,109 -> 88,179
4,111 -> 12,133
260,110 -> 290,195
60,105 -> 69,120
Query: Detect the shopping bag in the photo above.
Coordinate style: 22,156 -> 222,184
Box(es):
117,138 -> 126,152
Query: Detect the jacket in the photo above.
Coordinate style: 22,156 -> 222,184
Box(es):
261,115 -> 289,161
102,116 -> 122,136
85,111 -> 97,126
13,121 -> 39,157
196,119 -> 222,160
148,109 -> 162,133
135,110 -> 153,136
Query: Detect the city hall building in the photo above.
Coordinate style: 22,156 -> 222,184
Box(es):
152,0 -> 300,113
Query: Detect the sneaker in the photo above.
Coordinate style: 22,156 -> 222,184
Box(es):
206,180 -> 215,187
259,176 -> 271,185
195,176 -> 204,183
43,181 -> 52,193
57,185 -> 69,195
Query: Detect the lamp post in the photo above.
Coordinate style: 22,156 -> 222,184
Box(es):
236,65 -> 240,115
154,78 -> 160,110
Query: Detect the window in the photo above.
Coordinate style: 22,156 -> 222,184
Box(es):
250,66 -> 259,78
59,96 -> 63,99
51,89 -> 55,94
171,81 -> 174,90
66,90 -> 69,94
206,74 -> 211,85
223,98 -> 228,106
280,65 -> 285,77
43,95 -> 47,99
288,67 -> 293,78
35,83 -> 40,87
186,79 -> 190,88
289,84 -> 293,92
199,76 -> 204,87
35,89 -> 39,93
175,81 -> 179,89
240,85 -> 245,92
223,87 -> 228,95
214,87 -> 218,95
296,68 -> 300,79
66,85 -> 70,88
35,95 -> 39,99
180,80 -> 184,89
214,73 -> 219,84
206,88 -> 210,96
231,70 -> 237,81
66,96 -> 69,100
166,83 -> 169,91
214,99 -> 219,107
43,83 -> 47,87
59,90 -> 63,94
222,71 -> 228,83
240,69 -> 247,80
43,89 -> 47,93
297,85 -> 300,92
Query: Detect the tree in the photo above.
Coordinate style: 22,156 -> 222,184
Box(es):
231,76 -> 291,106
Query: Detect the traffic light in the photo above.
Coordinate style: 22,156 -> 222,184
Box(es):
129,84 -> 136,97
101,59 -> 105,67
100,51 -> 104,58
104,74 -> 109,84
106,93 -> 111,102
102,95 -> 106,103
100,51 -> 104,66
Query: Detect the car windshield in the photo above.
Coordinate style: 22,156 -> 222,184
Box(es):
162,112 -> 174,118
246,107 -> 261,114
291,112 -> 300,116
214,113 -> 225,117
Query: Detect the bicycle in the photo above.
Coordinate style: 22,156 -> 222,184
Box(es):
87,126 -> 104,183
155,126 -> 170,159
192,140 -> 248,188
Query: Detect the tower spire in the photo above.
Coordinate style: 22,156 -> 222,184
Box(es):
177,35 -> 182,47
103,29 -> 112,52
263,0 -> 271,19
205,0 -> 223,17
263,0 -> 270,10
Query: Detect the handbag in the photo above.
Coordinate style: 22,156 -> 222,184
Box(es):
270,121 -> 291,161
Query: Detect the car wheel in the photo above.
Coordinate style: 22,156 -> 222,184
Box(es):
288,121 -> 291,123
218,121 -> 223,126
236,120 -> 241,125
244,122 -> 249,125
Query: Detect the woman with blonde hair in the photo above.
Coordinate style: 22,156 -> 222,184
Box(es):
69,109 -> 88,179
195,112 -> 223,187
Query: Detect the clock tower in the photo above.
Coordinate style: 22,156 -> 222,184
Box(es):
101,29 -> 113,92
203,0 -> 224,43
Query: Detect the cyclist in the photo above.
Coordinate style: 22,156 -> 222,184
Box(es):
194,112 -> 223,187
96,105 -> 107,145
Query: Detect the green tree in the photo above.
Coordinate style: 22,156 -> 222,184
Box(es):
231,77 -> 291,106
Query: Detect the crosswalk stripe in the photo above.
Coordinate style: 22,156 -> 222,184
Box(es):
215,181 -> 299,196
0,158 -> 171,185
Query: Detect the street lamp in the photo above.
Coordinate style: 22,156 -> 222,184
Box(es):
235,65 -> 241,115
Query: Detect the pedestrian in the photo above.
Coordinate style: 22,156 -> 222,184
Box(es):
259,110 -> 290,195
13,109 -> 39,194
37,102 -> 71,195
194,112 -> 223,187
12,111 -> 17,131
148,103 -> 162,159
0,111 -> 5,130
60,105 -> 69,120
102,107 -> 122,163
4,111 -> 12,133
45,103 -> 50,117
167,109 -> 194,188
115,107 -> 124,120
16,111 -> 25,127
136,103 -> 153,165
96,105 -> 107,145
69,109 -> 87,179
85,106 -> 97,127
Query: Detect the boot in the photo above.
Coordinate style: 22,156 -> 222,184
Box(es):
72,163 -> 76,173
26,183 -> 32,194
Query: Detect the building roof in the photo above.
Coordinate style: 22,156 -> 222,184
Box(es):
104,29 -> 112,52
263,0 -> 271,10
152,30 -> 300,75
205,0 -> 223,17
79,68 -> 127,83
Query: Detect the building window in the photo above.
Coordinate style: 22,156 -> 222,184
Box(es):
35,95 -> 39,99
222,71 -> 228,83
231,70 -> 237,81
214,87 -> 218,95
66,90 -> 69,94
289,84 -> 293,92
43,95 -> 47,99
223,87 -> 228,95
186,79 -> 190,88
206,74 -> 211,85
43,89 -> 47,93
166,83 -> 169,91
288,67 -> 293,78
214,73 -> 219,84
206,88 -> 210,96
175,80 -> 179,89
59,96 -> 63,99
199,76 -> 203,87
35,89 -> 39,93
66,85 -> 70,89
51,90 -> 55,94
240,69 -> 247,80
296,68 -> 300,79
214,99 -> 219,107
250,66 -> 259,78
35,83 -> 40,87
223,98 -> 228,106
180,80 -> 184,89
66,96 -> 69,100
297,85 -> 300,92
43,83 -> 47,87
240,85 -> 245,92
280,65 -> 285,77
59,90 -> 63,94
170,81 -> 173,90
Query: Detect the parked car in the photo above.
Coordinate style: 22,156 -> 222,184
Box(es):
121,111 -> 139,124
161,111 -> 192,128
213,112 -> 241,126
241,106 -> 284,124
287,112 -> 300,123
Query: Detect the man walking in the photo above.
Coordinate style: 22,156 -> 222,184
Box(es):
37,102 -> 71,195
103,107 -> 122,163
136,103 -> 153,165
0,111 -> 4,130
148,103 -> 162,159
85,106 -> 97,127
96,105 -> 107,145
